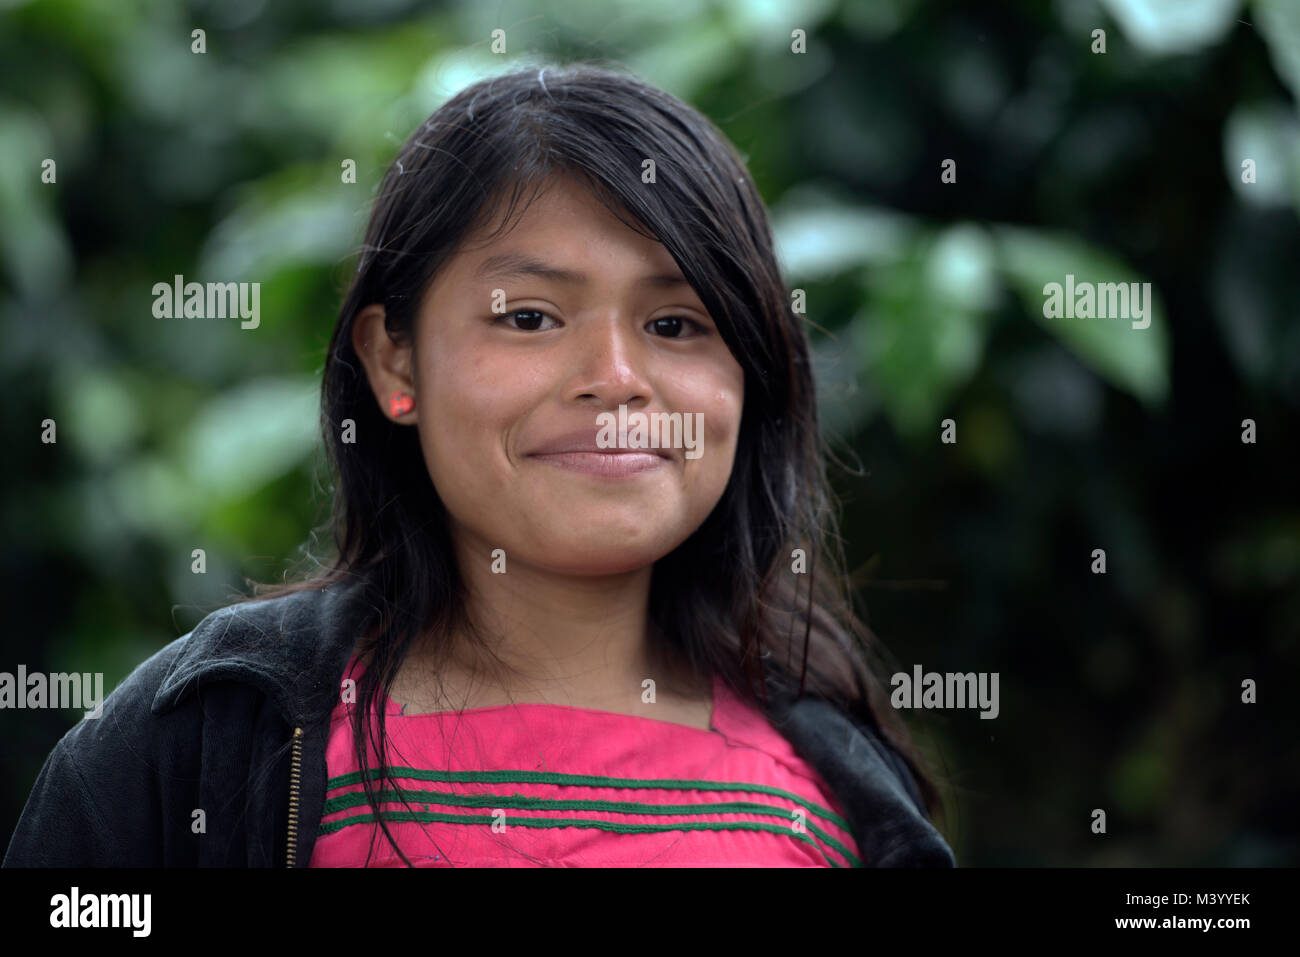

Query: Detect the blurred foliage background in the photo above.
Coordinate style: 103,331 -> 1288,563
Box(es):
2,0 -> 1297,866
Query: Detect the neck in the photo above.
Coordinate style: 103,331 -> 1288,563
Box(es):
434,526 -> 692,705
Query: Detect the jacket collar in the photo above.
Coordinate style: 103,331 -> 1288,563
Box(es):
151,577 -> 954,866
152,577 -> 377,728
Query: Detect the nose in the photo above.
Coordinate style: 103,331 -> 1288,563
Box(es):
565,312 -> 653,409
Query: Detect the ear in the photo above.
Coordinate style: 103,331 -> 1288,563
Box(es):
351,304 -> 418,423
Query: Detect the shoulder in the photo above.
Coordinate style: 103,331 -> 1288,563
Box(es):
62,630 -> 220,766
759,690 -> 956,867
3,637 -> 199,867
57,634 -> 196,756
153,578 -> 376,724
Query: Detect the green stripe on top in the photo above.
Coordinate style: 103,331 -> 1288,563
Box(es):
318,805 -> 856,867
326,766 -> 852,833
319,786 -> 859,866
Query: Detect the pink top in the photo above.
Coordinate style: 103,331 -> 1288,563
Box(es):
309,654 -> 862,867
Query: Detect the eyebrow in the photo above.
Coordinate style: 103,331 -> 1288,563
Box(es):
472,252 -> 691,289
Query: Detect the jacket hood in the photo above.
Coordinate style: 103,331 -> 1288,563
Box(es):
149,577 -> 955,867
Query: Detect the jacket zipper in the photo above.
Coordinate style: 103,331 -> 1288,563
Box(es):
286,726 -> 304,868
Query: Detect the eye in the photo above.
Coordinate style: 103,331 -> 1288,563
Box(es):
647,316 -> 707,338
496,309 -> 560,332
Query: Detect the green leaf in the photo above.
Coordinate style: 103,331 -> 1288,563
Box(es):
1256,0 -> 1300,106
1222,102 -> 1300,210
992,226 -> 1170,407
0,106 -> 73,297
772,196 -> 918,281
857,225 -> 996,436
198,169 -> 366,282
178,376 -> 320,502
1099,0 -> 1241,55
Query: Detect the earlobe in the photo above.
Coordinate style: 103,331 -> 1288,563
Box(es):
352,304 -> 418,423
388,391 -> 415,417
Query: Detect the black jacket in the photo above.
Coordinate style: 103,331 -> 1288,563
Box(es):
3,580 -> 956,867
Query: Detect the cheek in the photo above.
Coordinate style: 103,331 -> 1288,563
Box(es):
702,362 -> 745,452
683,383 -> 745,501
415,349 -> 528,493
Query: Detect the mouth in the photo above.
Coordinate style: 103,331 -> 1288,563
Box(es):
526,450 -> 669,477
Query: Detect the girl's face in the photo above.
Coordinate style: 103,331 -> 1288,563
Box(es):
406,175 -> 745,576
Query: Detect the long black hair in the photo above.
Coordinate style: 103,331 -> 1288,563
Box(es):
241,60 -> 946,865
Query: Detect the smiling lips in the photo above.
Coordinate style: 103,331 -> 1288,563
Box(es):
531,451 -> 666,477
525,429 -> 674,477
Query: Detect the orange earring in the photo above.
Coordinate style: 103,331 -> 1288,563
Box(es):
388,391 -> 414,417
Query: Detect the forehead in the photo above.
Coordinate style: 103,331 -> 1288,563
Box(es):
451,174 -> 683,281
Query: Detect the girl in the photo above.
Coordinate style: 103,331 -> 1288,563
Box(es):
4,63 -> 954,868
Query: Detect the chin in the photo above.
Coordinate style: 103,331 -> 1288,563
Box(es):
531,533 -> 678,575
